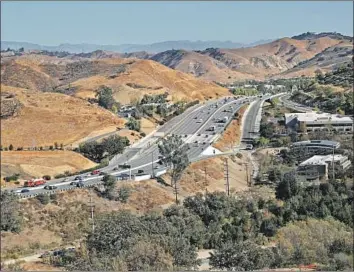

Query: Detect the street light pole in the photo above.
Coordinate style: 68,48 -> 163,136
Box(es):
151,151 -> 154,178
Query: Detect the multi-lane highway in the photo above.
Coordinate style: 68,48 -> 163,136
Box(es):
9,96 -> 259,198
241,93 -> 285,143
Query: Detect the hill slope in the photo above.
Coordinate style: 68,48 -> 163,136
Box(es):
149,34 -> 351,81
150,49 -> 255,83
0,85 -> 124,148
1,55 -> 229,104
275,41 -> 353,78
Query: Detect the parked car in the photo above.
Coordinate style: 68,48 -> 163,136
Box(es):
21,188 -> 30,193
74,176 -> 83,181
77,182 -> 84,188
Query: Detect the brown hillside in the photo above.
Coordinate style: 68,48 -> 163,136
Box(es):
150,50 -> 254,83
201,37 -> 343,78
274,41 -> 353,78
1,55 -> 229,104
0,85 -> 124,148
70,59 -> 229,104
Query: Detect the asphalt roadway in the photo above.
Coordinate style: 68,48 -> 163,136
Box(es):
9,96 -> 258,198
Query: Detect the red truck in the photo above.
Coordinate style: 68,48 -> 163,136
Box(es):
24,179 -> 46,187
91,170 -> 100,175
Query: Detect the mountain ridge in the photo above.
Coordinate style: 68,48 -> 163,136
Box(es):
1,39 -> 275,54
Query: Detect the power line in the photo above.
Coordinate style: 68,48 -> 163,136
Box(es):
224,158 -> 230,196
88,190 -> 95,233
204,163 -> 208,195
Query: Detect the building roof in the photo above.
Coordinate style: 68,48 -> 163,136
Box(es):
292,140 -> 340,148
299,154 -> 348,166
284,112 -> 353,124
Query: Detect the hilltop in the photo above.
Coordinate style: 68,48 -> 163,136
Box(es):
1,55 -> 229,104
144,33 -> 352,82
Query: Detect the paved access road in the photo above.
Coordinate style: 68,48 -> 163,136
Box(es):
278,93 -> 314,113
241,93 -> 285,143
9,96 -> 258,198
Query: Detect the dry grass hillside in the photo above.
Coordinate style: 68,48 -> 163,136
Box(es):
201,37 -> 343,79
1,151 -> 97,183
275,41 -> 353,78
1,55 -> 229,104
0,85 -> 124,148
70,59 -> 229,104
150,50 -> 255,83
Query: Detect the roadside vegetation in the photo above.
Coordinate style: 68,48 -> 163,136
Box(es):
34,178 -> 353,271
288,64 -> 353,115
76,134 -> 129,163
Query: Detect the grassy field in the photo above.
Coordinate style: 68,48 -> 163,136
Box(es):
1,151 -> 97,186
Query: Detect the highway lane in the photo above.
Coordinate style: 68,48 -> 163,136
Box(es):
12,96 -> 256,198
278,93 -> 314,112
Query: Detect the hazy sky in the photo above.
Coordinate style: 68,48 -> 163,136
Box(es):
1,1 -> 353,45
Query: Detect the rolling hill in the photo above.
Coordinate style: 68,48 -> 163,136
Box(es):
147,33 -> 352,82
1,55 -> 229,104
0,84 -> 124,148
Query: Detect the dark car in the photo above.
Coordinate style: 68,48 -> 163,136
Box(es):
113,167 -> 119,171
44,185 -> 57,190
76,182 -> 84,188
117,173 -> 130,180
21,188 -> 30,193
70,181 -> 78,186
74,176 -> 83,181
138,169 -> 144,174
99,172 -> 106,176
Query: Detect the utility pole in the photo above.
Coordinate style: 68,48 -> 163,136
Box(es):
332,146 -> 335,180
204,163 -> 208,195
245,163 -> 250,187
224,158 -> 230,196
151,151 -> 154,178
173,178 -> 179,204
88,190 -> 95,233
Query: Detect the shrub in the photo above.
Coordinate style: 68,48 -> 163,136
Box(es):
116,186 -> 132,203
36,194 -> 50,205
50,194 -> 58,202
42,175 -> 51,181
4,174 -> 20,182
9,144 -> 14,151
140,132 -> 146,137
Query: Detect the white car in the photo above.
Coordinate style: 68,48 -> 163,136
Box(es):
197,119 -> 203,123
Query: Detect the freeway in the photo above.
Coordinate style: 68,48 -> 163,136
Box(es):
10,96 -> 258,198
241,93 -> 285,143
278,93 -> 314,112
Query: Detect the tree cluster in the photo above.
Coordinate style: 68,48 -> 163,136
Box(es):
78,135 -> 129,162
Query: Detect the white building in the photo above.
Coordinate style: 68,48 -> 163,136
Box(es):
297,154 -> 352,181
284,112 -> 353,133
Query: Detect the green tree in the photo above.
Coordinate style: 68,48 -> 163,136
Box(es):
116,186 -> 131,203
96,86 -> 115,110
102,175 -> 116,198
210,240 -> 274,271
158,135 -> 189,204
1,191 -> 22,232
126,117 -> 141,132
